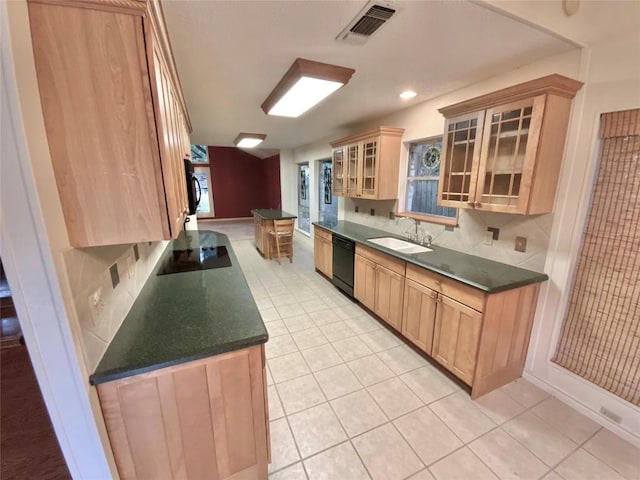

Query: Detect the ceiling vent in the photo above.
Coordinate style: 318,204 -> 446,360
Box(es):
337,1 -> 397,45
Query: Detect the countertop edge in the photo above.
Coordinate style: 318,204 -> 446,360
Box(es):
90,334 -> 268,386
313,221 -> 549,293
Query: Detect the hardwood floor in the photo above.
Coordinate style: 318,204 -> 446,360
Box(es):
1,343 -> 70,480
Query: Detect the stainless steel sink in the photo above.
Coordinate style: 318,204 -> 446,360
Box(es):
367,237 -> 432,254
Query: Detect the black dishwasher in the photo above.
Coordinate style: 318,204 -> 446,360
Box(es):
332,234 -> 355,297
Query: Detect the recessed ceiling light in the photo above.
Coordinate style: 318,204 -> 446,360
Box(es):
400,90 -> 417,100
261,58 -> 355,118
234,133 -> 266,148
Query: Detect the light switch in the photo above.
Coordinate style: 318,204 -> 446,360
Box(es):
515,236 -> 527,252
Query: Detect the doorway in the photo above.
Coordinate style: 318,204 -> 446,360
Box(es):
1,260 -> 71,479
297,163 -> 310,234
318,159 -> 337,223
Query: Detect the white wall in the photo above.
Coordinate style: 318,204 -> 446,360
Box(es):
525,28 -> 640,444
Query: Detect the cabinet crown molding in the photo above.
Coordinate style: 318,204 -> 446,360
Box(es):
438,74 -> 584,118
330,126 -> 405,148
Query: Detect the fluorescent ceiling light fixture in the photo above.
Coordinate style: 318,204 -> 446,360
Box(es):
400,90 -> 417,99
234,133 -> 266,148
261,58 -> 355,118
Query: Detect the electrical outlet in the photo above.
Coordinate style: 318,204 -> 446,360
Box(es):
483,230 -> 493,245
354,205 -> 359,213
88,287 -> 105,326
110,263 -> 120,288
389,212 -> 395,220
133,244 -> 140,261
515,236 -> 527,252
487,227 -> 500,240
600,406 -> 622,423
445,225 -> 454,232
370,208 -> 375,216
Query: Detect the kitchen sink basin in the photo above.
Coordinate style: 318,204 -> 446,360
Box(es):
367,237 -> 433,254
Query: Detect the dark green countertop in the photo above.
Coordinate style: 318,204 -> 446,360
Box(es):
90,230 -> 267,385
251,209 -> 297,220
313,220 -> 548,294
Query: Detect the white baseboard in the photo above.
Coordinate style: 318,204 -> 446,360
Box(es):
523,367 -> 640,447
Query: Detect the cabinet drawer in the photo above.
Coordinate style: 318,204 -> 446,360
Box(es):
314,227 -> 332,241
356,244 -> 405,276
406,264 -> 485,312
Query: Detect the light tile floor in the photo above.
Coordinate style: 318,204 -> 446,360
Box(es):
202,220 -> 640,480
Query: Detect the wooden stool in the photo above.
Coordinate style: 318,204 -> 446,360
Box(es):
269,219 -> 294,264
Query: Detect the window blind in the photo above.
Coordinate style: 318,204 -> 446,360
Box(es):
553,109 -> 640,405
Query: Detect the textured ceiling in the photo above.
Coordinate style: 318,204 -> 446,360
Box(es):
163,0 -> 579,152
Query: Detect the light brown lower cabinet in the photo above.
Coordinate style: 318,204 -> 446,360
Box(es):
253,215 -> 273,259
401,279 -> 437,354
313,227 -> 333,278
354,245 -> 405,329
431,295 -> 483,385
373,265 -> 404,330
353,244 -> 542,398
97,345 -> 269,480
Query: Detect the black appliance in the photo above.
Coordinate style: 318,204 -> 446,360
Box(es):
332,234 -> 355,297
157,245 -> 231,275
184,158 -> 201,215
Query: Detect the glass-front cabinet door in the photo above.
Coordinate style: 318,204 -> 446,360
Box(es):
332,147 -> 346,196
439,112 -> 484,208
477,96 -> 543,213
360,137 -> 378,198
346,143 -> 361,196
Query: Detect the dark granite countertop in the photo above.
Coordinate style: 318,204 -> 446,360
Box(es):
90,230 -> 267,385
251,209 -> 297,220
313,221 -> 548,294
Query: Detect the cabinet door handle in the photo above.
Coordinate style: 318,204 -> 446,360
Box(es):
437,296 -> 442,303
467,202 -> 475,207
430,292 -> 437,299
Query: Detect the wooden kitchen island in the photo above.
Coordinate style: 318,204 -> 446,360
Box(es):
90,231 -> 269,480
252,209 -> 297,259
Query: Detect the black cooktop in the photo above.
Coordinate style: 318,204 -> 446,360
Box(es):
157,245 -> 232,275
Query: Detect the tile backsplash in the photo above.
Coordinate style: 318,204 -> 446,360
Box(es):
62,241 -> 167,372
344,198 -> 552,272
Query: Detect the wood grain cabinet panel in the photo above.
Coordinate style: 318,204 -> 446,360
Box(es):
354,254 -> 376,312
97,345 -> 269,480
401,279 -> 437,354
432,295 -> 483,385
27,0 -> 191,247
330,127 -> 405,200
438,74 -> 583,215
374,265 -> 404,330
355,245 -> 405,331
313,227 -> 333,278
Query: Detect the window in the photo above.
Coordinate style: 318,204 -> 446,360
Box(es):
403,137 -> 457,225
189,145 -> 214,217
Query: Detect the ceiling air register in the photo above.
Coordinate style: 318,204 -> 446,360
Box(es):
337,1 -> 397,44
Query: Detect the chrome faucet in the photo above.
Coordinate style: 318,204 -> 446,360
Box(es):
403,217 -> 419,241
424,234 -> 433,247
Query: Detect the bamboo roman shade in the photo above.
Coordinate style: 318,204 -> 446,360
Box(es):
553,109 -> 640,405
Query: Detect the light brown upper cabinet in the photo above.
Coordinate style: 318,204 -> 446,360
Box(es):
331,127 -> 405,200
28,0 -> 192,247
438,75 -> 583,214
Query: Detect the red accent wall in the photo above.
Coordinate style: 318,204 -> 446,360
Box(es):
208,147 -> 281,218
